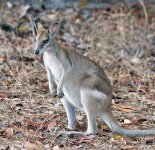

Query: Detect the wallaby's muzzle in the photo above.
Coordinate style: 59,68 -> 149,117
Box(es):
34,49 -> 39,55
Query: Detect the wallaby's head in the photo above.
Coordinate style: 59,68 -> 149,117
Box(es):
33,20 -> 59,55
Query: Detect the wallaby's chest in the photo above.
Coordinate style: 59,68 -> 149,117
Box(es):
43,52 -> 62,82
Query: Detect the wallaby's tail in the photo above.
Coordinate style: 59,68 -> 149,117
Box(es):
102,111 -> 155,137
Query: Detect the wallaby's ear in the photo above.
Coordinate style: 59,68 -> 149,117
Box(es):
34,19 -> 38,36
34,19 -> 44,36
48,22 -> 59,37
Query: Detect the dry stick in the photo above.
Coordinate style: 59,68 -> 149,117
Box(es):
138,0 -> 148,34
5,63 -> 19,85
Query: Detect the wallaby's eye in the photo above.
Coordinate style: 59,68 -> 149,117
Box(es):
43,39 -> 49,43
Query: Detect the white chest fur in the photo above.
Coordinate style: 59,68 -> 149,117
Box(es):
43,51 -> 62,82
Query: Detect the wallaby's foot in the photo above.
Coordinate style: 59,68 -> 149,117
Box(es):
67,125 -> 76,131
84,131 -> 97,136
58,130 -> 97,137
67,120 -> 79,131
59,131 -> 85,137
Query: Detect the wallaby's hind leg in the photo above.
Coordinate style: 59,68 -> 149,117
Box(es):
85,109 -> 97,135
59,91 -> 98,136
59,111 -> 97,136
80,76 -> 111,135
59,98 -> 84,136
61,98 -> 77,130
81,90 -> 98,135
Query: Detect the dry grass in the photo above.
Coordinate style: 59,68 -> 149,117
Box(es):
0,2 -> 155,149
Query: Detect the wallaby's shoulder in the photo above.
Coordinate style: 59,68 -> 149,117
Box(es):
60,44 -> 100,69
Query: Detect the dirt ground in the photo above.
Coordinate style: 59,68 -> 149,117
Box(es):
0,1 -> 155,150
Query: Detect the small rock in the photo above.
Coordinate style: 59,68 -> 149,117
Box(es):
123,119 -> 131,124
130,57 -> 140,64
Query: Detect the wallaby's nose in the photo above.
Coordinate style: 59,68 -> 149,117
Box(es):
34,49 -> 39,55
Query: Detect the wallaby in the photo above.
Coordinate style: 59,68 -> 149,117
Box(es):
33,20 -> 155,137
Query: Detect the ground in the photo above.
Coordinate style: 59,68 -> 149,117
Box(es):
0,1 -> 155,150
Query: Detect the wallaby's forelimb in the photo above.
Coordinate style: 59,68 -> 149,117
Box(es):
46,67 -> 57,97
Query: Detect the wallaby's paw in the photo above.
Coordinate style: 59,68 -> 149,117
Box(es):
49,86 -> 57,97
51,91 -> 57,97
57,92 -> 64,98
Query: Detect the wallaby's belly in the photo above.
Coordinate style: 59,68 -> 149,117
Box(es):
63,86 -> 84,111
50,65 -> 61,82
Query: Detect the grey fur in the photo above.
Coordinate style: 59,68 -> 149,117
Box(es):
34,22 -> 155,137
